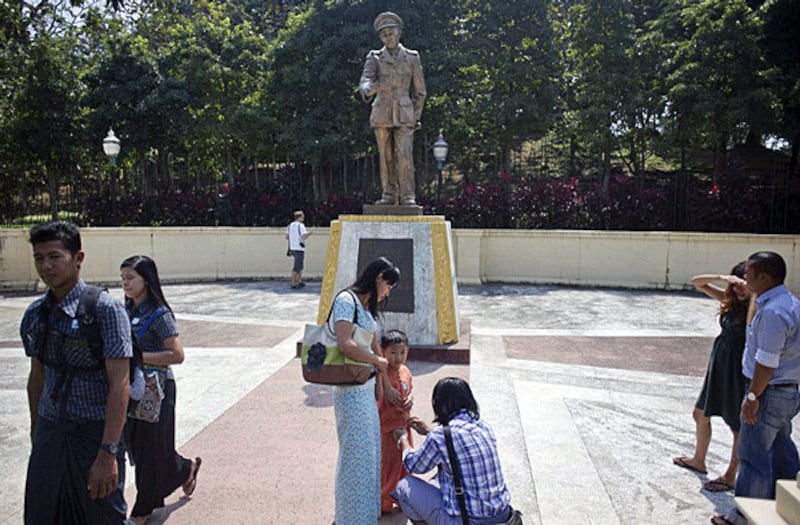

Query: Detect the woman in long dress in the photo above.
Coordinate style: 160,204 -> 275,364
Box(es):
331,257 -> 399,524
121,255 -> 201,523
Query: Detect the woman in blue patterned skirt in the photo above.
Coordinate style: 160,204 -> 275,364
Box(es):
331,257 -> 399,524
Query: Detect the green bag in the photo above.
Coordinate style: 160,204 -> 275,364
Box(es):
301,291 -> 374,385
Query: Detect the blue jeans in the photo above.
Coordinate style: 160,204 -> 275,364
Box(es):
736,384 -> 800,500
393,476 -> 511,525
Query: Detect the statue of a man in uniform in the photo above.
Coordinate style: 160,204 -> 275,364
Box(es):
359,12 -> 427,206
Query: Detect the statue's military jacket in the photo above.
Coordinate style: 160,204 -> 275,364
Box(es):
360,44 -> 426,128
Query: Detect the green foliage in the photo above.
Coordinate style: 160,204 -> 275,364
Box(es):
658,0 -> 773,150
0,0 -> 797,232
446,0 -> 559,176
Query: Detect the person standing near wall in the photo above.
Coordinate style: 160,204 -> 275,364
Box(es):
286,210 -> 311,289
120,255 -> 201,524
20,221 -> 132,524
672,263 -> 750,492
712,251 -> 800,525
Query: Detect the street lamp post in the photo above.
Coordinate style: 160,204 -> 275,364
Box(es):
102,128 -> 121,224
432,131 -> 449,212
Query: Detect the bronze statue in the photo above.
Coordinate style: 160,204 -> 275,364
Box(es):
359,12 -> 427,206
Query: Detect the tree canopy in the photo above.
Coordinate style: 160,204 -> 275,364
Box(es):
1,0 -> 797,231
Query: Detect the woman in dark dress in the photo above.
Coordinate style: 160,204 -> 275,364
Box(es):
121,255 -> 201,524
673,261 -> 751,492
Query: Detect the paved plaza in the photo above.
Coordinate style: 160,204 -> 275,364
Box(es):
1,280 -> 798,524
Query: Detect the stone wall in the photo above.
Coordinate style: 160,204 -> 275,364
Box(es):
1,227 -> 797,293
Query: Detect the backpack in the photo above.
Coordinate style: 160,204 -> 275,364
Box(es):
76,288 -> 170,399
33,285 -> 142,402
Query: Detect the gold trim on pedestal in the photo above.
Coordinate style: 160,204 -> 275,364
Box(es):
339,215 -> 446,223
317,221 -> 343,324
431,221 -> 458,344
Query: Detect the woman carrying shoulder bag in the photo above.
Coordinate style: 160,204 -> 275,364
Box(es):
393,377 -> 520,525
121,255 -> 201,524
331,257 -> 402,525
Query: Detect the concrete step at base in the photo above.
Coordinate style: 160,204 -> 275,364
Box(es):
777,479 -> 800,525
736,497 -> 790,525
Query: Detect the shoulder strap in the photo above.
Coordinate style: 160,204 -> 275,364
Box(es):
326,290 -> 359,327
30,300 -> 51,362
48,285 -> 106,408
130,305 -> 169,378
345,290 -> 359,325
134,305 -> 169,340
443,424 -> 470,525
77,285 -> 106,364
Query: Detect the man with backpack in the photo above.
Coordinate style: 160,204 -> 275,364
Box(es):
20,221 -> 133,524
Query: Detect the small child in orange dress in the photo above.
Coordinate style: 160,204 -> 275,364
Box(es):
377,329 -> 417,514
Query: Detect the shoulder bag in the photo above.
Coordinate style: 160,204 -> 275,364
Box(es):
443,424 -> 523,525
128,306 -> 170,423
301,290 -> 374,385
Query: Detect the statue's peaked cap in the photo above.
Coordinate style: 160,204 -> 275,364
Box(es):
374,12 -> 402,32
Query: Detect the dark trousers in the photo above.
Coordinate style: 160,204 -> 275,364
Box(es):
25,417 -> 127,525
126,378 -> 192,517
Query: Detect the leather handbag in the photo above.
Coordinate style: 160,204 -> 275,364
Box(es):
301,291 -> 375,385
444,424 -> 523,525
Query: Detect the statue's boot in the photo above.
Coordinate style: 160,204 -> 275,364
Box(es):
400,195 -> 417,205
375,194 -> 395,205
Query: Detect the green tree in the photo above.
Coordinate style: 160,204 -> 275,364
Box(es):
657,0 -> 774,176
559,0 -> 666,191
450,0 -> 559,176
757,0 -> 800,177
8,34 -> 86,220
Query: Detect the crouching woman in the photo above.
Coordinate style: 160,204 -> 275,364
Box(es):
392,377 -> 518,525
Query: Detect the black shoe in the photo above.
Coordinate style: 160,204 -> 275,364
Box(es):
297,282 -> 306,288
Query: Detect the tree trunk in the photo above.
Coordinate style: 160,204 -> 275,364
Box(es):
312,163 -> 320,202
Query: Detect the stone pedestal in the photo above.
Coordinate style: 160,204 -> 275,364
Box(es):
362,204 -> 423,216
317,214 -> 460,349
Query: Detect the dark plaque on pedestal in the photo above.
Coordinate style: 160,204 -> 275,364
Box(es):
358,238 -> 414,313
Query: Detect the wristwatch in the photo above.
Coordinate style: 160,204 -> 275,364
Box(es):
746,391 -> 758,402
100,442 -> 120,455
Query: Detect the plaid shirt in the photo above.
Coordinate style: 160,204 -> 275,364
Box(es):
128,300 -> 178,379
20,280 -> 132,422
128,300 -> 178,352
402,411 -> 511,519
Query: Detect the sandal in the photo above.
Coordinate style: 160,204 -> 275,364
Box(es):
183,457 -> 202,496
672,456 -> 708,474
703,478 -> 734,492
710,515 -> 734,525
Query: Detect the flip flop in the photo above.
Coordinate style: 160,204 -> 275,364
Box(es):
703,478 -> 734,492
672,456 -> 708,475
183,457 -> 202,496
710,515 -> 734,525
